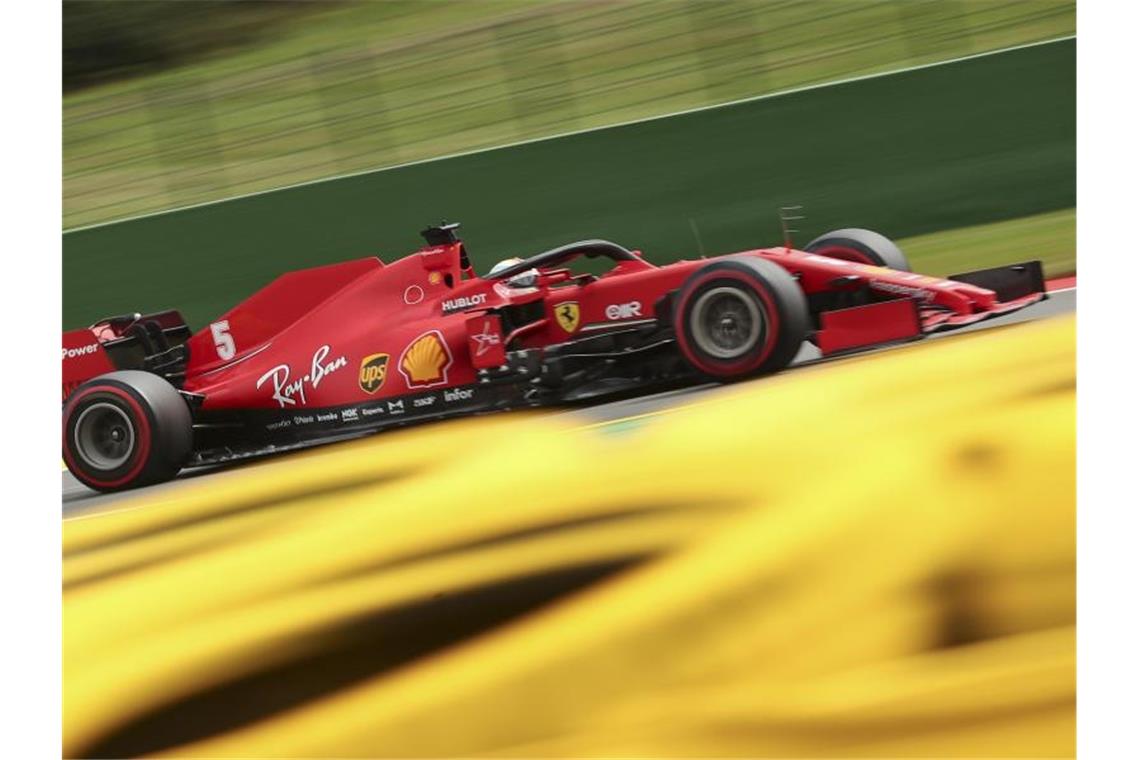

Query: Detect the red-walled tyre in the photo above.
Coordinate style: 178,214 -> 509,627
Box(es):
63,371 -> 192,492
673,256 -> 809,381
803,227 -> 911,271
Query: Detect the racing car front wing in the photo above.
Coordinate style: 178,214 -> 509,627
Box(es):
813,260 -> 1047,355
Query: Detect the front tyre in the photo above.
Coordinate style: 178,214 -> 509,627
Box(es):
804,227 -> 911,271
673,257 -> 810,381
63,371 -> 192,492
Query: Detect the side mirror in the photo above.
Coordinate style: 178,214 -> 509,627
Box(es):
420,221 -> 462,246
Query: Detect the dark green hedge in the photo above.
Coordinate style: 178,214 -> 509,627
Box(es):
63,0 -> 320,91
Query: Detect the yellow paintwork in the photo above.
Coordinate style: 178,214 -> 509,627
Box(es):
64,316 -> 1076,758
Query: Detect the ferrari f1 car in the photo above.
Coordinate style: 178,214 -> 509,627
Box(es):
62,222 -> 1046,491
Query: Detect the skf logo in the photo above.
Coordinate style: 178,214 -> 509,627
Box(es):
358,353 -> 390,394
399,330 -> 453,387
554,301 -> 580,333
605,301 -> 642,320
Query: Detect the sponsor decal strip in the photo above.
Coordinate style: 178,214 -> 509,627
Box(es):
444,387 -> 474,403
255,384 -> 484,432
358,353 -> 390,394
470,319 -> 501,356
605,301 -> 643,320
63,343 -> 101,360
868,281 -> 934,301
399,330 -> 454,388
442,293 -> 487,314
256,344 -> 347,408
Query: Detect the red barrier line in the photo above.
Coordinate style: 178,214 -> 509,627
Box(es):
1046,275 -> 1076,292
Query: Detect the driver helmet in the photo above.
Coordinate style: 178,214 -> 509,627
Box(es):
488,257 -> 538,288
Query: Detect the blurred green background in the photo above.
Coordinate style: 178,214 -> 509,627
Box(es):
63,1 -> 1075,329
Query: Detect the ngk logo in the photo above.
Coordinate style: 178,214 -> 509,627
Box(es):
63,344 -> 99,360
605,301 -> 642,320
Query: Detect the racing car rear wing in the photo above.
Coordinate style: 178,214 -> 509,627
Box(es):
62,310 -> 192,402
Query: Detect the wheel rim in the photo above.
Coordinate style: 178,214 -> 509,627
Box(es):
689,286 -> 764,359
73,402 -> 135,471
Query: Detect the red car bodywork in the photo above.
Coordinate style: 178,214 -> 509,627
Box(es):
63,224 -> 1046,471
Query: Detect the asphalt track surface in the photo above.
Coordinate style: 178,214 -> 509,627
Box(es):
63,288 -> 1075,517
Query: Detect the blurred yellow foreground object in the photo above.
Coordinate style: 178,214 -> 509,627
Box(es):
64,316 -> 1075,758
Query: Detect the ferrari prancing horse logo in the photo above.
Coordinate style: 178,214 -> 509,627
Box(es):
555,301 -> 580,333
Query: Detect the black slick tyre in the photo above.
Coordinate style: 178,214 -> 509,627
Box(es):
673,256 -> 809,381
803,228 -> 911,271
62,370 -> 192,492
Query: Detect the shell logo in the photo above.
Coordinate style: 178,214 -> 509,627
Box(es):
399,330 -> 453,388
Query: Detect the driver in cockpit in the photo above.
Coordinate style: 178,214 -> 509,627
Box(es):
488,257 -> 540,288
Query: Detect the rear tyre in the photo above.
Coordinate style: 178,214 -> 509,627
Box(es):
804,227 -> 911,271
673,257 -> 810,381
63,371 -> 192,492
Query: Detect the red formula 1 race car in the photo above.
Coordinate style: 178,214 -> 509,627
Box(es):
62,222 -> 1047,491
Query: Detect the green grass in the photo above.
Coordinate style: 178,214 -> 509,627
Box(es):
62,39 -> 1075,329
63,0 -> 1075,228
899,208 -> 1075,279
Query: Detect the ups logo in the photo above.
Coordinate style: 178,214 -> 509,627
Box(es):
358,353 -> 390,394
